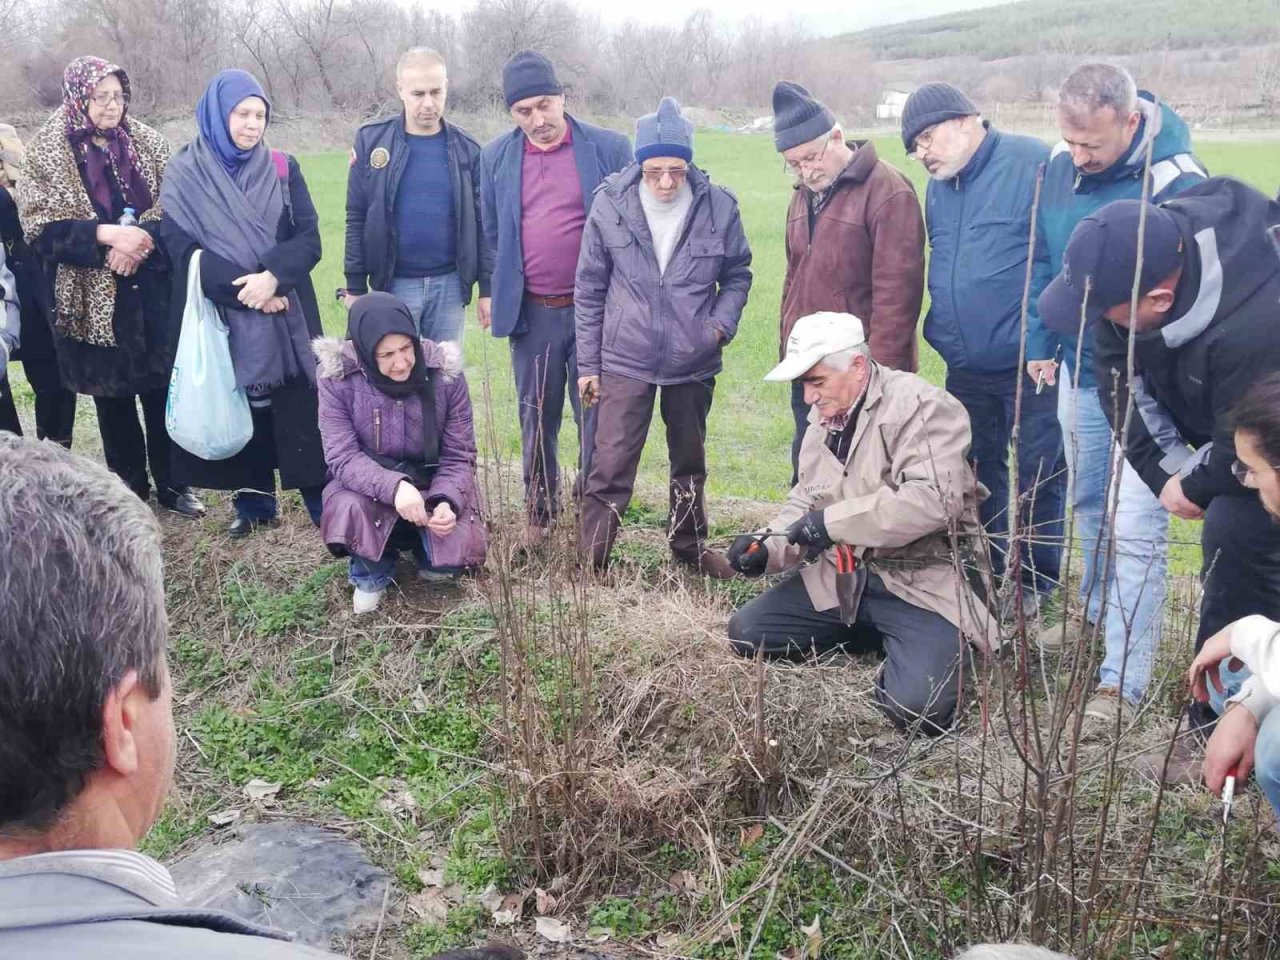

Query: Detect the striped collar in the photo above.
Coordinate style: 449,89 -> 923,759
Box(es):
0,848 -> 179,906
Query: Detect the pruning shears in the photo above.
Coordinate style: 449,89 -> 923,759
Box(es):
1035,344 -> 1064,396
1222,764 -> 1238,829
834,544 -> 867,625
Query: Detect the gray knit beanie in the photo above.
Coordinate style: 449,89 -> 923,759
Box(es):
635,97 -> 693,163
900,82 -> 978,151
771,81 -> 836,152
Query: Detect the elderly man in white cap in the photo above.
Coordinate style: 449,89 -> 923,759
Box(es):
724,312 -> 997,733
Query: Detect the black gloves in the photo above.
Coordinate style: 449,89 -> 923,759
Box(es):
727,535 -> 769,577
786,510 -> 833,560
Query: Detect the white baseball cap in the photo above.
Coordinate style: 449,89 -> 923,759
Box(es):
764,312 -> 867,382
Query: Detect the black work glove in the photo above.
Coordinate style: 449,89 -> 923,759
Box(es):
727,535 -> 769,577
786,510 -> 833,560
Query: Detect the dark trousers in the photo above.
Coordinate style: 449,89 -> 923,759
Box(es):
727,571 -> 964,733
790,380 -> 809,487
946,367 -> 1066,595
0,368 -> 77,445
231,402 -> 324,524
1197,494 -> 1280,649
510,299 -> 595,523
579,373 -> 714,567
93,387 -> 172,499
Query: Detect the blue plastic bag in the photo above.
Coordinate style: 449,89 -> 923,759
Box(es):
166,250 -> 252,460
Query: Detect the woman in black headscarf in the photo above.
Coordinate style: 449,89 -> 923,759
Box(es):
160,69 -> 326,538
313,293 -> 487,615
17,56 -> 202,515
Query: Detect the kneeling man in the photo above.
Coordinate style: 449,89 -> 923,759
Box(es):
725,312 -> 997,732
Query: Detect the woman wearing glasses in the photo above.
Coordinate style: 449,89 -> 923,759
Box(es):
16,56 -> 204,517
574,97 -> 752,578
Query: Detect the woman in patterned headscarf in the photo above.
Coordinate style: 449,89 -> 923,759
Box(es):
17,56 -> 204,517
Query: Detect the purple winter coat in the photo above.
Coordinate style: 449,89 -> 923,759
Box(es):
314,336 -> 488,567
574,163 -> 752,386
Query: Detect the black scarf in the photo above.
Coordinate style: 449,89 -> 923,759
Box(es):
348,293 -> 439,481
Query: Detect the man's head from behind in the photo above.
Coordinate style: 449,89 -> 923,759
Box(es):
0,436 -> 173,856
1037,199 -> 1185,336
1056,63 -> 1141,175
765,312 -> 872,419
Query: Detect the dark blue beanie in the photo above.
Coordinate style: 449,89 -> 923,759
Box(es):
635,97 -> 693,163
772,81 -> 835,152
502,50 -> 562,108
900,82 -> 978,151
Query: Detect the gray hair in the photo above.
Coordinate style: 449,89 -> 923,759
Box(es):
1058,63 -> 1138,121
822,342 -> 871,371
0,436 -> 167,833
957,946 -> 1075,960
396,46 -> 447,79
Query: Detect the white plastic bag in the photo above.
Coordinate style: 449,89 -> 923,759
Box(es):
166,250 -> 252,460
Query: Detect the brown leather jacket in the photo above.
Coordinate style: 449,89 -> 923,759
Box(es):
780,141 -> 925,371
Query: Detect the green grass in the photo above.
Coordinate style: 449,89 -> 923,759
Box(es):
298,130 -> 1280,575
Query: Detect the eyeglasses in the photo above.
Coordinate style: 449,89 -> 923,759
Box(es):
912,124 -> 940,153
782,133 -> 832,177
1231,458 -> 1280,486
89,91 -> 127,107
641,166 -> 688,184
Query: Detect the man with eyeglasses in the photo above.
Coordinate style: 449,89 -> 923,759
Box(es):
1039,177 -> 1280,768
771,81 -> 924,485
575,97 -> 751,577
900,82 -> 1065,630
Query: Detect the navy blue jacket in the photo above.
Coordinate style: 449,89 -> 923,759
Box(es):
344,115 -> 491,304
1033,91 -> 1207,388
480,115 -> 632,338
923,125 -> 1051,374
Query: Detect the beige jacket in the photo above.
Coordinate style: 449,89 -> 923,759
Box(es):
761,363 -> 999,652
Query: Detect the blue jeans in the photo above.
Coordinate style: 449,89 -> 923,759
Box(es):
1058,378 -> 1169,704
349,526 -> 432,591
945,367 -> 1066,596
1208,661 -> 1280,820
389,272 -> 466,344
235,485 -> 324,525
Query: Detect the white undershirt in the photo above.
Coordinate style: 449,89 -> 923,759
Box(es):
639,179 -> 693,276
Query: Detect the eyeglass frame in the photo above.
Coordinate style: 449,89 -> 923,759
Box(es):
640,164 -> 689,185
89,91 -> 128,107
1231,457 -> 1280,486
782,132 -> 834,178
910,123 -> 941,154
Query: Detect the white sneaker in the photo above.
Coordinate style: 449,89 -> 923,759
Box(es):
352,587 -> 384,614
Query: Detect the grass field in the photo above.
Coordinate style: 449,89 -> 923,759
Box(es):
298,130 -> 1280,573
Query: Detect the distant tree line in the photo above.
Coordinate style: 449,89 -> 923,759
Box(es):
0,0 -> 882,122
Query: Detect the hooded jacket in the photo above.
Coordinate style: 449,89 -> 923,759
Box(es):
922,125 -> 1052,373
1092,177 -> 1280,507
314,336 -> 487,566
1033,91 -> 1208,387
574,163 -> 752,385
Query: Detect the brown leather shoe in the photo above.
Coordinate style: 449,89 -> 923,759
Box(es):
681,549 -> 738,580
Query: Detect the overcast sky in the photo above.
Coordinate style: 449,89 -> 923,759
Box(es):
586,0 -> 1012,36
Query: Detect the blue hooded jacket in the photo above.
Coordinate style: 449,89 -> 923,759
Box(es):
923,125 -> 1051,374
1032,91 -> 1207,388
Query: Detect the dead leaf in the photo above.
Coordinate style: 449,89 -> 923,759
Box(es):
655,931 -> 683,951
242,778 -> 281,802
407,888 -> 449,925
708,920 -> 742,945
492,892 -> 524,926
585,926 -> 611,943
534,887 -> 558,914
548,874 -> 569,893
776,949 -> 800,960
740,823 -> 764,848
478,883 -> 504,913
800,915 -> 823,959
417,867 -> 445,888
535,916 -> 572,943
411,685 -> 430,712
667,869 -> 702,896
208,809 -> 241,827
